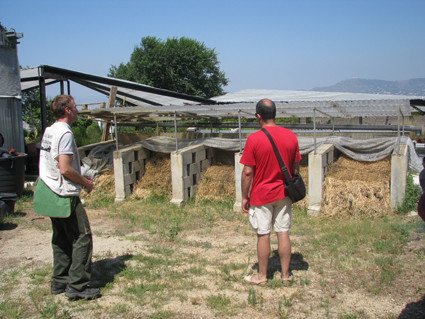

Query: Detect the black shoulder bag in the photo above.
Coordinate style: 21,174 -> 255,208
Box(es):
261,128 -> 306,203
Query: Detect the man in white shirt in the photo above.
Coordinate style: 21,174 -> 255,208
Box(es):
39,95 -> 100,300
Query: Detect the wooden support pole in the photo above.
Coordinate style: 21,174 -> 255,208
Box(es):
102,86 -> 118,141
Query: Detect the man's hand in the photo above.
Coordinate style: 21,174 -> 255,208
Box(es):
83,178 -> 94,193
242,198 -> 250,213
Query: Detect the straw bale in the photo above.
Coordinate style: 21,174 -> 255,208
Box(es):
196,164 -> 235,201
131,153 -> 172,200
321,155 -> 391,217
326,155 -> 390,182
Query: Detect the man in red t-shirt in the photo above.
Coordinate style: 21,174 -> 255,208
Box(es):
241,99 -> 301,285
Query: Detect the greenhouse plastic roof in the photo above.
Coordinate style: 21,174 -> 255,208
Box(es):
20,65 -> 425,121
79,91 -> 417,121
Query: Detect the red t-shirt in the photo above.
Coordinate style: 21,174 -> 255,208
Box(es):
240,126 -> 302,206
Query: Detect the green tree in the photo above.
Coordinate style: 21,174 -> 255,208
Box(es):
21,87 -> 98,146
108,36 -> 229,98
72,118 -> 103,146
21,89 -> 54,142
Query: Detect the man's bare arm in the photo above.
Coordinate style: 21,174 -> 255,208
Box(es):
58,154 -> 94,193
241,165 -> 254,213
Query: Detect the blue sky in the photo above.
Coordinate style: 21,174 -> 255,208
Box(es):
2,0 -> 425,103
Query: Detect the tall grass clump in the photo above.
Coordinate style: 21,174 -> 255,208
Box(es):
397,171 -> 422,215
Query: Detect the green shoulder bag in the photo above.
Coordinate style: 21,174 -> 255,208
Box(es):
33,178 -> 76,218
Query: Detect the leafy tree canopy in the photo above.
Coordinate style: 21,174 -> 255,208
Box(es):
21,89 -> 55,142
108,36 -> 229,98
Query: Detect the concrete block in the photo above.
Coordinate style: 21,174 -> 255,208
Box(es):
200,159 -> 210,172
138,148 -> 150,160
132,160 -> 142,173
390,144 -> 408,208
234,152 -> 243,212
195,172 -> 201,184
113,152 -> 126,202
181,151 -> 192,165
196,149 -> 206,162
189,162 -> 200,175
170,198 -> 184,206
307,204 -> 321,217
123,163 -> 131,175
233,202 -> 242,212
183,175 -> 192,188
171,151 -> 185,205
308,144 -> 335,210
190,185 -> 197,197
180,145 -> 205,164
124,173 -> 136,186
124,185 -> 132,197
122,150 -> 135,164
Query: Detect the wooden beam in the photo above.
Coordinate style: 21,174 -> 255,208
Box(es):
102,86 -> 117,141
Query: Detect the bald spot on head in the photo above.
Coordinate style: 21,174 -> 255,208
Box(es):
256,98 -> 276,121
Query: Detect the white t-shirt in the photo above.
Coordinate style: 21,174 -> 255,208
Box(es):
39,121 -> 81,196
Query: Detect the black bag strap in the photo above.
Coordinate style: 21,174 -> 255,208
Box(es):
261,128 -> 292,181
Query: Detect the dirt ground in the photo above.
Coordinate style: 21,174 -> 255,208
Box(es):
1,204 -> 425,319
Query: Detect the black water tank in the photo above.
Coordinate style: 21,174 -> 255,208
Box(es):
0,154 -> 27,195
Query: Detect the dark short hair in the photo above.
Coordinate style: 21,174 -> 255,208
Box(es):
256,99 -> 276,121
51,95 -> 74,118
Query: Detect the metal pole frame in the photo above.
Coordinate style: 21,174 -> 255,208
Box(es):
238,109 -> 242,154
313,108 -> 317,154
114,114 -> 119,151
396,107 -> 405,156
313,107 -> 334,153
174,111 -> 178,152
38,75 -> 47,134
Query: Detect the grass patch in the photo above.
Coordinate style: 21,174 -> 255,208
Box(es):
2,191 -> 424,318
207,293 -> 232,311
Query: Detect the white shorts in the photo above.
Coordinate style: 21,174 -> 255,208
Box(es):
249,197 -> 292,235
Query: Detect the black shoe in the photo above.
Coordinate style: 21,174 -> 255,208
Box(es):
65,286 -> 101,300
51,281 -> 67,295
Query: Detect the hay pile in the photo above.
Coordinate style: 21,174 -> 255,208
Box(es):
321,155 -> 391,217
131,153 -> 172,200
196,164 -> 235,202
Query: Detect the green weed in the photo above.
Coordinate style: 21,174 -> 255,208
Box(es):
147,310 -> 175,319
207,293 -> 232,311
247,287 -> 264,307
397,172 -> 422,215
0,300 -> 24,318
29,265 -> 50,285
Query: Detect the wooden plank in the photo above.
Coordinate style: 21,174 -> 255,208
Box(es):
102,86 -> 118,141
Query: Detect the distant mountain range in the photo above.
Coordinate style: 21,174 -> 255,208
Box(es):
311,78 -> 425,96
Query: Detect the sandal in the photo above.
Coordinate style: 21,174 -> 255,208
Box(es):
281,275 -> 293,284
244,275 -> 267,285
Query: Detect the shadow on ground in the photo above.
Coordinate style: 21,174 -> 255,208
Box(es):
91,254 -> 133,288
398,294 -> 425,319
0,222 -> 18,231
252,250 -> 309,279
